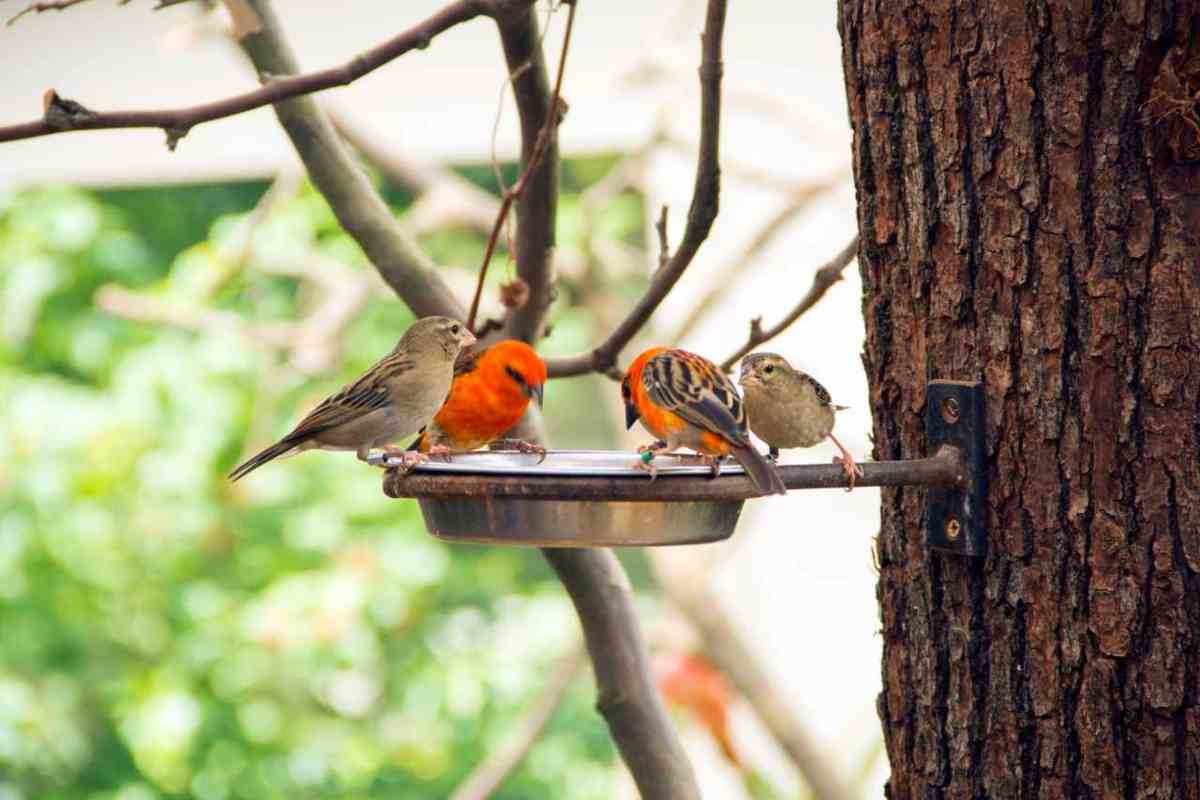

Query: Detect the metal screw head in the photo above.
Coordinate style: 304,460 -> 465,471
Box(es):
941,397 -> 961,424
945,518 -> 961,541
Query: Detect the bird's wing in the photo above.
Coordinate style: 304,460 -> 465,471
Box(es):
642,350 -> 750,446
798,371 -> 834,406
452,344 -> 487,377
281,352 -> 415,444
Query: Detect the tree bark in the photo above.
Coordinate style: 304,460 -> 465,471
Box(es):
839,2 -> 1200,798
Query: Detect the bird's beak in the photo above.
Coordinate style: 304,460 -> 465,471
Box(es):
624,401 -> 640,430
462,329 -> 477,346
529,383 -> 544,408
737,373 -> 753,387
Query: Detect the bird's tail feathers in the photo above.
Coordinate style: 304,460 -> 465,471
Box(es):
228,440 -> 299,481
731,445 -> 787,496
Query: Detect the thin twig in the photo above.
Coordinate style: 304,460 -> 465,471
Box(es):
718,234 -> 859,371
544,0 -> 727,379
654,204 -> 670,271
6,0 -> 94,26
450,645 -> 586,800
0,0 -> 492,145
669,178 -> 840,345
465,0 -> 577,334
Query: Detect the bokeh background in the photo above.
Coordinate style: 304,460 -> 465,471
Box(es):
0,1 -> 877,797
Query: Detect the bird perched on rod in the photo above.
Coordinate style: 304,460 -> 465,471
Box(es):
410,339 -> 547,457
229,316 -> 475,481
622,347 -> 787,496
738,352 -> 863,491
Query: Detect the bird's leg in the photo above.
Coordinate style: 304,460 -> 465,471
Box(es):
828,433 -> 864,492
705,454 -> 723,479
633,440 -> 670,479
489,438 -> 548,464
381,445 -> 430,475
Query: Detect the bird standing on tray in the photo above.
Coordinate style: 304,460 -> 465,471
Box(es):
622,347 -> 787,496
410,339 -> 547,457
738,352 -> 863,491
228,316 -> 475,481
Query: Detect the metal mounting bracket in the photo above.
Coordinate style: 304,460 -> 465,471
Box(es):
925,380 -> 987,557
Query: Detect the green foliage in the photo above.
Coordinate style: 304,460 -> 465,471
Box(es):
0,164 -> 648,798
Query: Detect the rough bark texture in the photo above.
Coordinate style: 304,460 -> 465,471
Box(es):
839,1 -> 1200,797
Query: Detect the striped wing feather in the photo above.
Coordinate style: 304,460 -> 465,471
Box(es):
282,353 -> 414,444
643,350 -> 750,446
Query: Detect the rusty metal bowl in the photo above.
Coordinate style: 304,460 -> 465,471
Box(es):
372,450 -> 749,547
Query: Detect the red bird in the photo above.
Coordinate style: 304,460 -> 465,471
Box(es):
411,339 -> 547,455
621,347 -> 786,495
657,652 -> 741,768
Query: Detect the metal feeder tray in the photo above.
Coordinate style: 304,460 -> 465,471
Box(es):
372,384 -> 982,553
376,450 -> 756,547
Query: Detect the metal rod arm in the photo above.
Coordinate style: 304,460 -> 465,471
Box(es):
383,445 -> 965,502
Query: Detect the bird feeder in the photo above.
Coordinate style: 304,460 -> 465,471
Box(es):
377,380 -> 988,555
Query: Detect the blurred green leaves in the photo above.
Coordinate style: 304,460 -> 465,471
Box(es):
0,157 -> 647,799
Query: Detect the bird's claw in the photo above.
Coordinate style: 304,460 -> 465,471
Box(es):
427,444 -> 454,462
633,455 -> 659,480
382,446 -> 430,475
833,454 -> 865,492
489,438 -> 548,464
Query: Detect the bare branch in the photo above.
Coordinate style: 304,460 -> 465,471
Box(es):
450,645 -> 586,800
231,3 -> 694,792
544,0 -> 728,379
543,549 -> 701,799
654,204 -> 670,271
0,0 -> 490,145
220,0 -> 260,37
465,0 -> 576,336
670,178 -> 840,344
718,234 -> 859,371
238,0 -> 467,320
6,0 -> 94,27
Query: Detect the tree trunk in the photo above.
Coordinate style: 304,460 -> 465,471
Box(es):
839,2 -> 1200,797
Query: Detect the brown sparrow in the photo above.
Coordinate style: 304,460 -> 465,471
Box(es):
738,352 -> 863,491
229,316 -> 475,480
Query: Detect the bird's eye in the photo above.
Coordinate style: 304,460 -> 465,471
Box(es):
764,365 -> 775,374
451,324 -> 460,334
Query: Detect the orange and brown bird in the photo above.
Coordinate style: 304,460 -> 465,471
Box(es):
411,339 -> 547,456
621,347 -> 787,495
